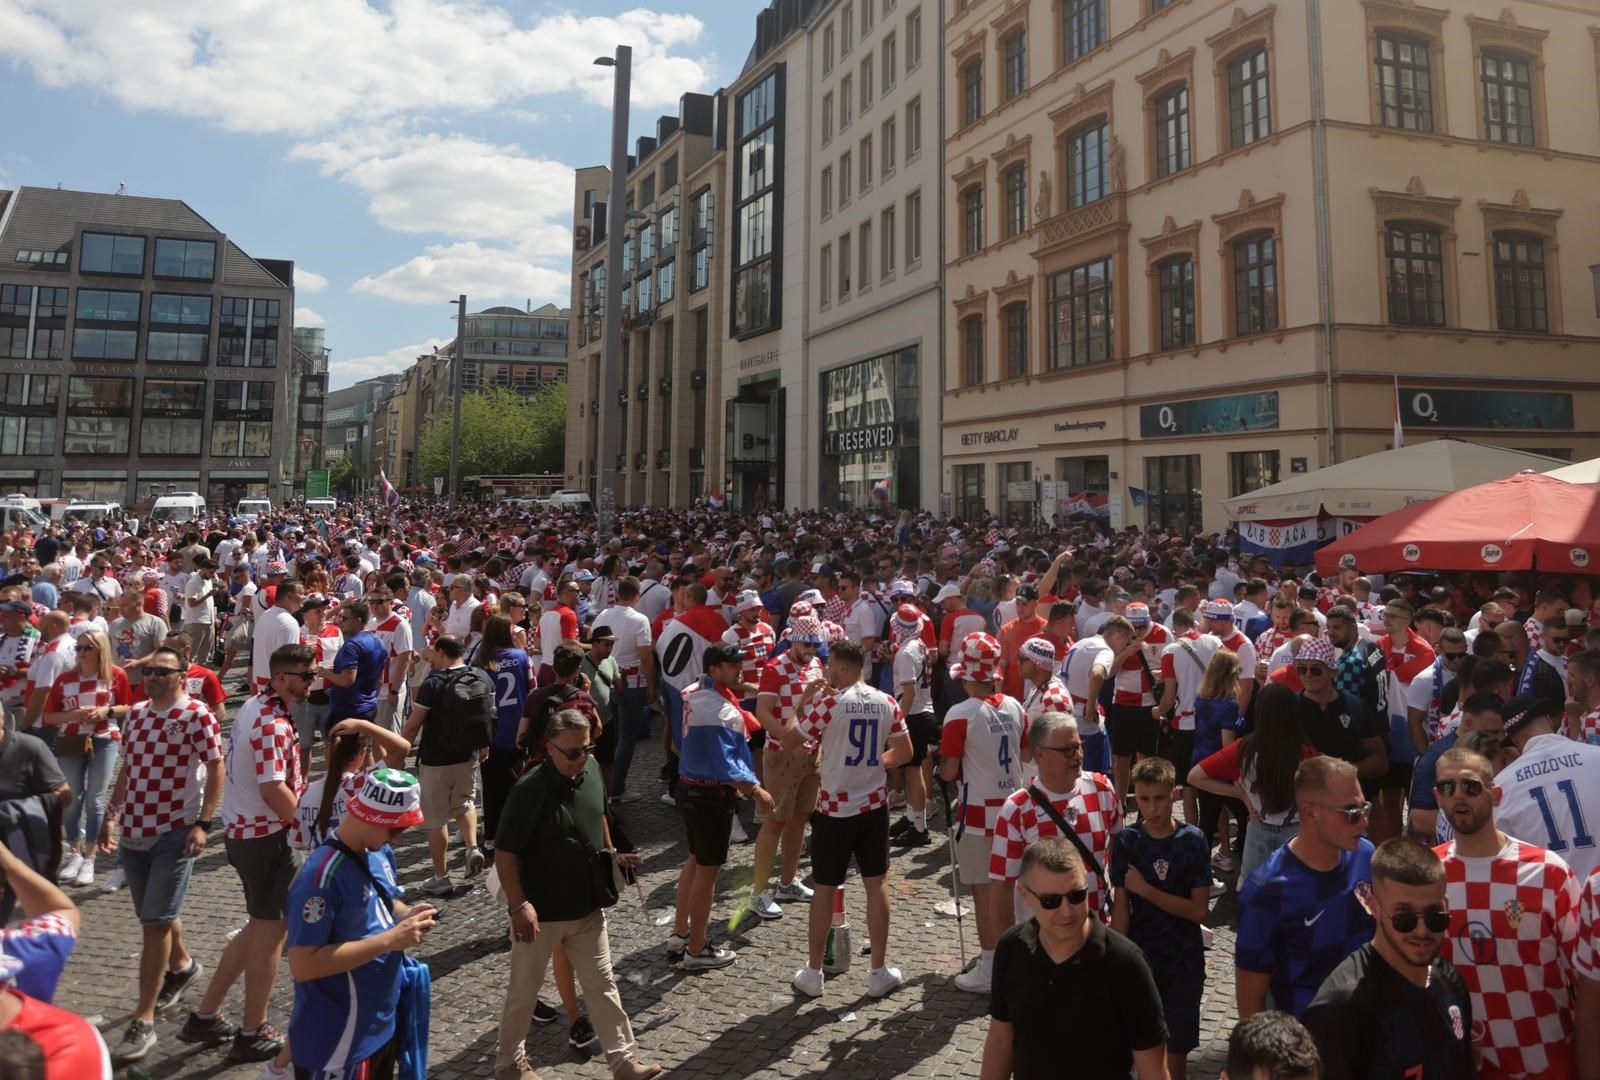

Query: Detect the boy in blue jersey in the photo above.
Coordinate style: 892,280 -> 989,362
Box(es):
1236,755 -> 1376,1020
286,769 -> 437,1080
1111,756 -> 1210,1080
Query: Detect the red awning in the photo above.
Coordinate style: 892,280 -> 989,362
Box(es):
1315,473 -> 1600,575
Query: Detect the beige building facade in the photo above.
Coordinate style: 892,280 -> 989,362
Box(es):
941,0 -> 1600,532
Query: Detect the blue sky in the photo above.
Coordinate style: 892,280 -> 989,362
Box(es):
0,1 -> 752,388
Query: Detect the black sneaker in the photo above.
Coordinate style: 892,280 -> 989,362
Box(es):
177,1011 -> 240,1045
889,816 -> 911,838
893,826 -> 931,848
231,1022 -> 285,1062
532,1000 -> 559,1024
156,960 -> 202,1012
568,1015 -> 599,1050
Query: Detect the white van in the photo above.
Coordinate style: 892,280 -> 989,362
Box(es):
0,504 -> 47,534
549,490 -> 593,510
61,500 -> 123,525
1,494 -> 42,514
305,498 -> 338,515
236,498 -> 273,522
150,492 -> 208,525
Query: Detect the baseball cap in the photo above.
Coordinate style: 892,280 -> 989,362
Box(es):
934,583 -> 963,604
1016,583 -> 1040,602
1297,637 -> 1337,668
347,768 -> 425,829
1338,554 -> 1359,570
0,600 -> 31,614
704,642 -> 744,667
1018,636 -> 1058,669
299,592 -> 331,612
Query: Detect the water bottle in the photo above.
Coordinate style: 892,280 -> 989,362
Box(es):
822,885 -> 851,975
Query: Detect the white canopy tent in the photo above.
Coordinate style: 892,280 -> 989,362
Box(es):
1222,439 -> 1565,522
1544,457 -> 1600,487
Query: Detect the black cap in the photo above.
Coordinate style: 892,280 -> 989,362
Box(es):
1501,695 -> 1561,737
703,642 -> 744,668
589,624 -> 615,641
1015,584 -> 1040,602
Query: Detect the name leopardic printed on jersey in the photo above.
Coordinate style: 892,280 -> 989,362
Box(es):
1512,753 -> 1580,781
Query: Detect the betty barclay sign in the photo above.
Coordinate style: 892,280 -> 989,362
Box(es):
824,424 -> 897,455
1140,392 -> 1280,439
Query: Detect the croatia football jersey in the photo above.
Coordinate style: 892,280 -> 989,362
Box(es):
1493,733 -> 1600,884
722,619 -> 776,691
1435,835 -> 1580,1079
118,696 -> 223,843
892,637 -> 934,715
988,772 -> 1121,923
796,682 -> 906,818
940,694 -> 1027,838
757,650 -> 823,725
224,691 -> 302,840
1575,865 -> 1600,985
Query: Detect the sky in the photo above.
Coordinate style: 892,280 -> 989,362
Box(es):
0,0 -> 753,388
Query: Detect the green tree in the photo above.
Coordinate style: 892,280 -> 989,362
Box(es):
417,384 -> 566,483
327,451 -> 361,494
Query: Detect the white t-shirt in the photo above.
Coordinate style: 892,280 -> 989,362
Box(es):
635,579 -> 673,624
843,596 -> 886,644
893,637 -> 934,715
1060,635 -> 1115,735
593,605 -> 652,678
69,574 -> 122,601
252,607 -> 303,691
1160,633 -> 1220,731
182,574 -> 219,625
1494,733 -> 1600,883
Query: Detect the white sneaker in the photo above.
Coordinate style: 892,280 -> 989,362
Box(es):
74,858 -> 96,887
101,865 -> 126,893
792,965 -> 824,998
730,816 -> 749,844
953,967 -> 991,994
1209,877 -> 1227,898
1211,844 -> 1236,873
749,892 -> 783,920
58,852 -> 83,884
259,1060 -> 294,1080
773,879 -> 814,903
867,965 -> 904,998
1201,924 -> 1216,950
659,792 -> 677,807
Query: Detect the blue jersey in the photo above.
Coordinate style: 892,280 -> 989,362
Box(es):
329,631 -> 386,717
1,914 -> 76,1004
287,843 -> 402,1075
1110,822 -> 1208,980
1236,838 -> 1375,1018
481,648 -> 531,749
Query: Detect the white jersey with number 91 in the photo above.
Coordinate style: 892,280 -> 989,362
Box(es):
798,682 -> 907,819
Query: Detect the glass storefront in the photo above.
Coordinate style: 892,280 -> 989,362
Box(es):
819,347 -> 919,510
1145,454 -> 1202,532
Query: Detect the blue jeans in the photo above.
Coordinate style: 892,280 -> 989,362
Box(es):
1240,818 -> 1299,885
609,686 -> 651,795
122,826 -> 196,926
61,735 -> 119,847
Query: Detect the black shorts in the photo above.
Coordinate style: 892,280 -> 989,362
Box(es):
678,783 -> 738,867
1158,968 -> 1204,1053
1107,703 -> 1159,759
748,728 -> 767,751
1166,729 -> 1196,774
592,709 -> 617,765
224,830 -> 296,921
809,805 -> 890,886
904,712 -> 939,766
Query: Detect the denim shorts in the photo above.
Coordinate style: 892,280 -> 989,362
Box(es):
122,826 -> 196,926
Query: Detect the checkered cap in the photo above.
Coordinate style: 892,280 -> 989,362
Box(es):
264,560 -> 289,576
1203,599 -> 1235,620
1019,636 -> 1058,669
141,568 -> 162,584
1298,637 -> 1337,668
950,631 -> 1002,682
888,579 -> 917,598
788,616 -> 828,645
787,601 -> 815,621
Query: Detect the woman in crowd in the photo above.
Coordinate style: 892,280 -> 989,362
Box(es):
291,718 -> 412,852
43,628 -> 131,887
1188,648 -> 1245,867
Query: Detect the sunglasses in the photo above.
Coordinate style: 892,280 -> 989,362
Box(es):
1294,664 -> 1329,676
1545,635 -> 1567,645
551,743 -> 596,762
1312,801 -> 1373,824
143,666 -> 180,677
1388,908 -> 1451,934
78,645 -> 99,654
279,670 -> 316,682
1038,742 -> 1083,756
1024,883 -> 1089,910
1442,651 -> 1467,661
1435,778 -> 1486,798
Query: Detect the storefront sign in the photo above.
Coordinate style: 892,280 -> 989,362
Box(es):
738,348 -> 782,372
1400,387 -> 1572,430
1053,419 -> 1108,433
825,424 -> 897,455
1140,392 -> 1280,439
1006,481 -> 1037,502
961,427 -> 1020,447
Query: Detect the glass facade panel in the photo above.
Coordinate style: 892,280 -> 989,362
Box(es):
819,348 -> 920,510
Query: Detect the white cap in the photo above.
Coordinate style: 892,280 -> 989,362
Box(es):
934,583 -> 963,604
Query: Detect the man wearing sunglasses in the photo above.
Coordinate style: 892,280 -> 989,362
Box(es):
1301,838 -> 1473,1077
1522,615 -> 1572,711
1434,743 -> 1582,1079
1406,690 -> 1506,845
982,835 -> 1169,1080
1404,627 -> 1468,757
1293,637 -> 1387,788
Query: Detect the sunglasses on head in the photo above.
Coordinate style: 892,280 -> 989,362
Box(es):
1313,800 -> 1373,824
1435,778 -> 1486,798
552,743 -> 595,762
1024,883 -> 1089,910
1388,908 -> 1451,934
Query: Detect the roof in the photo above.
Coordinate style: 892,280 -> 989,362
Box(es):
0,186 -> 287,289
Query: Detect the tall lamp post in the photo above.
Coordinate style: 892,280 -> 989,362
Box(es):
447,294 -> 467,508
593,45 -> 631,545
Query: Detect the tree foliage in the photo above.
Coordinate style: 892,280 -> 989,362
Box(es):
327,451 -> 361,494
417,383 -> 566,483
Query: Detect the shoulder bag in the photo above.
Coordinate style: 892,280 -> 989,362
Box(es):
1026,783 -> 1111,921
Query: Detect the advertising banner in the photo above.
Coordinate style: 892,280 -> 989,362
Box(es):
1399,387 -> 1573,430
1140,391 -> 1280,439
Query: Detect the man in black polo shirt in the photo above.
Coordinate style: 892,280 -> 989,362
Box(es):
1294,637 -> 1386,781
982,835 -> 1168,1080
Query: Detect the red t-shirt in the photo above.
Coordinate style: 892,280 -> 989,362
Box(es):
7,990 -> 113,1080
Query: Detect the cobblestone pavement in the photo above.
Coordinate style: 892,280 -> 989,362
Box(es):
57,680 -> 1245,1077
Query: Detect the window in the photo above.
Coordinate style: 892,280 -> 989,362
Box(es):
32,330 -> 63,361
1003,164 -> 1028,238
823,92 -> 835,143
883,34 -> 897,94
839,232 -> 852,297
1228,49 -> 1272,148
1145,455 -> 1201,531
953,463 -> 985,521
824,25 -> 835,74
150,294 -> 211,326
152,238 -> 216,280
76,289 -> 140,322
999,462 -> 1034,522
1003,30 -> 1027,101
65,376 -> 133,454
842,2 -> 853,54
139,379 -> 206,455
1229,451 -> 1280,497
35,287 -> 67,319
962,185 -> 984,255
251,299 -> 281,366
1157,257 -> 1196,349
881,206 -> 897,275
12,250 -> 68,268
0,285 -> 29,317
733,70 -> 781,336
906,189 -> 922,264
1065,122 -> 1107,208
1493,235 -> 1548,333
1233,234 -> 1278,335
820,244 -> 833,306
1384,225 -> 1445,326
1480,52 -> 1534,146
882,116 -> 897,173
211,380 -> 275,457
862,56 -> 874,111
1150,0 -> 1175,9
841,75 -> 853,129
962,315 -> 985,386
1064,0 -> 1105,64
690,187 -> 714,293
1047,256 -> 1114,368
863,0 -> 873,31
73,318 -> 139,361
841,151 -> 853,205
1004,302 -> 1028,378
657,260 -> 675,305
906,96 -> 922,158
1375,34 -> 1433,132
79,233 -> 145,275
1153,86 -> 1191,177
858,221 -> 872,290
0,328 -> 24,359
146,331 -> 209,364
961,60 -> 983,126
822,166 -> 833,217
860,135 -> 873,191
906,7 -> 922,71
0,374 -> 58,456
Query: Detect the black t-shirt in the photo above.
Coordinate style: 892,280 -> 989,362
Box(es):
990,917 -> 1167,1079
1301,942 -> 1475,1080
1296,690 -> 1379,765
0,730 -> 66,801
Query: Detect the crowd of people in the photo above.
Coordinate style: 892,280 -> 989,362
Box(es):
0,498 -> 1597,1078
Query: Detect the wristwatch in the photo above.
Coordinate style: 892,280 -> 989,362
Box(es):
196,819 -> 215,834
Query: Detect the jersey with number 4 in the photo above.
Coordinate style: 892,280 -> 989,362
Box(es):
797,682 -> 906,818
1493,733 -> 1600,883
940,694 -> 1028,837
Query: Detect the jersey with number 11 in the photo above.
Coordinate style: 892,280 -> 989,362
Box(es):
1494,733 -> 1600,883
798,682 -> 906,818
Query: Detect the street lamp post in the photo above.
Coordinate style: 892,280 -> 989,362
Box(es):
594,45 -> 631,545
447,294 -> 467,508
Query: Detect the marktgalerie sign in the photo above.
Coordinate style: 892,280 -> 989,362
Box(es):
1400,387 -> 1573,430
824,424 -> 897,455
1140,392 -> 1280,439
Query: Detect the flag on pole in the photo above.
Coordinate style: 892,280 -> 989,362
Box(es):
378,468 -> 400,508
1392,376 -> 1405,449
1128,487 -> 1148,508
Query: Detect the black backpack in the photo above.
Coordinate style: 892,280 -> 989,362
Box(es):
426,667 -> 495,759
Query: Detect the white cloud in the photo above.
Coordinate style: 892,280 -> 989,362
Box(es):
353,241 -> 569,306
0,2 -> 712,131
330,336 -> 450,389
296,269 -> 328,294
294,306 -> 327,328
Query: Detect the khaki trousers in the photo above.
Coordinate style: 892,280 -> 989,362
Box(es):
496,908 -> 637,1073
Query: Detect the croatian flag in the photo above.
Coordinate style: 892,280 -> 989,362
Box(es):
378,469 -> 400,508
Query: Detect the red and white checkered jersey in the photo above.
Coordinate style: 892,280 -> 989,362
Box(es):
757,650 -> 823,725
302,625 -> 344,693
1254,626 -> 1293,674
1215,631 -> 1257,682
1113,624 -> 1169,706
24,636 -> 74,702
797,682 -> 906,818
118,696 -> 222,842
1524,615 -> 1544,655
1576,866 -> 1600,983
0,628 -> 38,707
1019,676 -> 1071,727
821,594 -> 848,625
940,694 -> 1028,837
369,612 -> 414,697
1436,835 -> 1580,1079
1582,706 -> 1600,746
988,772 -> 1121,923
44,669 -> 131,739
223,691 -> 302,840
892,637 -> 934,715
1160,632 -> 1220,732
722,620 -> 776,689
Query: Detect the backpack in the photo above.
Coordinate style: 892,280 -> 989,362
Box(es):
426,667 -> 495,759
